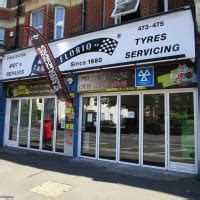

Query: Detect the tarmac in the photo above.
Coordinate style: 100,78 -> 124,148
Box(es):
0,147 -> 200,200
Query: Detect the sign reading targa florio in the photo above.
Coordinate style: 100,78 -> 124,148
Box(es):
1,8 -> 195,80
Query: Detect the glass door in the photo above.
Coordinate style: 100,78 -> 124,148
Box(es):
55,100 -> 65,153
19,99 -> 30,148
7,97 -> 61,154
42,98 -> 55,151
79,91 -> 197,173
143,93 -> 165,168
30,98 -> 42,149
8,100 -> 19,147
169,92 -> 196,172
81,97 -> 97,157
120,95 -> 140,164
99,96 -> 117,160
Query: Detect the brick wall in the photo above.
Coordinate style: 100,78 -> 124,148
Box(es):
140,0 -> 163,17
0,10 -> 13,21
139,0 -> 193,17
0,0 -> 20,20
23,11 -> 30,46
0,0 -> 19,51
85,0 -> 103,31
46,4 -> 54,41
0,0 -> 26,51
104,0 -> 114,27
4,27 -> 17,50
85,0 -> 114,30
43,5 -> 49,40
169,0 -> 193,10
7,0 -> 18,8
4,0 -> 196,49
16,25 -> 24,49
65,2 -> 82,37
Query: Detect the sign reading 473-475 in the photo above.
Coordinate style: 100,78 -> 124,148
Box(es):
135,66 -> 154,87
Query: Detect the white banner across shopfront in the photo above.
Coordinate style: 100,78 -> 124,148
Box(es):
1,8 -> 195,80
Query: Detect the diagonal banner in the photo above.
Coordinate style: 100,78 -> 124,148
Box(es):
23,26 -> 73,104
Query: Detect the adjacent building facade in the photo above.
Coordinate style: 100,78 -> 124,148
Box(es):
0,0 -> 199,174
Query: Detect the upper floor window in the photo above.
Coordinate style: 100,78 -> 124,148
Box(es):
0,0 -> 7,8
31,10 -> 44,34
54,7 -> 65,39
111,0 -> 140,18
0,28 -> 5,44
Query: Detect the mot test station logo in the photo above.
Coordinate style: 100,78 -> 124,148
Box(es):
135,66 -> 154,87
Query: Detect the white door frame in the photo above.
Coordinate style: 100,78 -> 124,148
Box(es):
78,88 -> 198,173
5,99 -> 20,147
97,94 -> 118,162
141,91 -> 167,170
5,96 -> 67,155
167,88 -> 198,174
18,99 -> 31,148
118,93 -> 141,166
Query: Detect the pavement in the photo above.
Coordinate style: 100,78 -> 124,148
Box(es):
0,147 -> 200,200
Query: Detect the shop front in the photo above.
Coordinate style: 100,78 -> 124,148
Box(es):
4,79 -> 75,156
1,7 -> 198,173
77,62 -> 197,173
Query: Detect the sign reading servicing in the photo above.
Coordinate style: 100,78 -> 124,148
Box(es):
2,9 -> 195,80
135,66 -> 154,87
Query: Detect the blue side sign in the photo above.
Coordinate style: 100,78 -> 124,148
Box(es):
135,66 -> 154,87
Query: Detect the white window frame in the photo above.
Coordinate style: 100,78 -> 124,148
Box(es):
30,9 -> 44,33
0,0 -> 7,8
113,0 -> 140,24
0,28 -> 5,44
29,9 -> 44,45
114,0 -> 168,24
164,0 -> 168,11
112,0 -> 140,18
78,88 -> 198,174
5,96 -> 67,156
54,6 -> 65,40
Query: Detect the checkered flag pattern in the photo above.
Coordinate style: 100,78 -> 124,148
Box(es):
98,38 -> 118,55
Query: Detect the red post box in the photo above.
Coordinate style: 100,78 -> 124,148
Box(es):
44,118 -> 52,140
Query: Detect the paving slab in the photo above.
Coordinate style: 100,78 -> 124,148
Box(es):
0,147 -> 200,200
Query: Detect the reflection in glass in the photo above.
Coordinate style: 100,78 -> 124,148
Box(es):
170,93 -> 195,164
81,97 -> 97,157
19,99 -> 30,147
42,98 -> 55,151
143,94 -> 165,167
120,95 -> 139,163
30,99 -> 42,149
9,100 -> 19,141
99,96 -> 117,160
56,100 -> 65,153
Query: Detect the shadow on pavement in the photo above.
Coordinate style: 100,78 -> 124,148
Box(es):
0,147 -> 200,199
